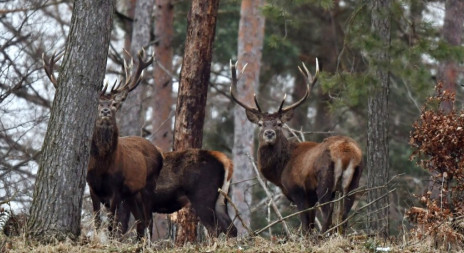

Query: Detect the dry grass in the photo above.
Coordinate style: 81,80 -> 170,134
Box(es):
1,216 -> 462,253
2,230 -> 462,253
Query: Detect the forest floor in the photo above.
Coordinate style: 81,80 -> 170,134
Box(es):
1,231 -> 461,253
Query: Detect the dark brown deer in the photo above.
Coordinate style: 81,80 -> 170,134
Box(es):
230,59 -> 363,233
43,50 -> 163,239
152,149 -> 237,237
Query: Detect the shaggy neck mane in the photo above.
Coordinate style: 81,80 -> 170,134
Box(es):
257,134 -> 295,187
91,124 -> 119,157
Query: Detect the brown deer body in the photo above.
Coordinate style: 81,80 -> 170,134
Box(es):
43,50 -> 162,239
230,60 -> 363,233
152,149 -> 237,237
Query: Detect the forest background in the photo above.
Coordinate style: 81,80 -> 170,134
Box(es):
1,0 -> 463,249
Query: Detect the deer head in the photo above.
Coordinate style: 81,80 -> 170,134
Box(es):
43,49 -> 154,129
230,59 -> 319,146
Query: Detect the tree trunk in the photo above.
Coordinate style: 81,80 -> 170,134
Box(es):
27,0 -> 114,241
231,0 -> 265,236
119,0 -> 154,136
152,0 -> 174,152
151,0 -> 175,240
173,0 -> 220,244
367,0 -> 391,237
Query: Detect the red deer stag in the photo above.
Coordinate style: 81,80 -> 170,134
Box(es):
43,50 -> 163,239
230,59 -> 363,233
150,149 -> 237,237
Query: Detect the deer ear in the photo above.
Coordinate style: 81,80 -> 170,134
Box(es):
280,109 -> 294,123
245,109 -> 261,124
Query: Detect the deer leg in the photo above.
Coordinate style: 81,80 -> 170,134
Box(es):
90,189 -> 102,229
108,193 -> 122,236
116,201 -> 131,235
140,189 -> 154,238
317,187 -> 335,233
340,164 -> 362,234
127,195 -> 147,240
291,189 -> 315,234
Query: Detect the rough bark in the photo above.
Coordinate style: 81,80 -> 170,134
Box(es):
173,0 -> 220,244
231,0 -> 265,236
27,0 -> 113,241
367,0 -> 391,237
119,0 -> 154,136
151,0 -> 175,240
152,0 -> 174,152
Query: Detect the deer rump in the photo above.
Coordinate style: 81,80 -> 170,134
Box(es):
152,149 -> 237,237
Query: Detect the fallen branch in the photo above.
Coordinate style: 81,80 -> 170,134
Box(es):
218,188 -> 253,235
322,189 -> 395,236
254,184 -> 395,235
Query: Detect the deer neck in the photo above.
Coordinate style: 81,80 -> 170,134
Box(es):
257,136 -> 294,187
91,123 -> 119,158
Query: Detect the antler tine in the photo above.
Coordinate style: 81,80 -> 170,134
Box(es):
42,51 -> 64,88
229,60 -> 259,112
116,48 -> 154,94
277,93 -> 287,112
101,79 -> 109,95
280,58 -> 319,113
253,94 -> 262,113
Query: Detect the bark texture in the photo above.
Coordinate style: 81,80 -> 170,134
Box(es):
119,0 -> 154,136
151,0 -> 175,240
27,0 -> 114,241
152,0 -> 174,152
173,0 -> 220,244
231,0 -> 265,236
367,0 -> 391,237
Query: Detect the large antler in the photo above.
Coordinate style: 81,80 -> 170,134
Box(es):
103,49 -> 154,101
42,51 -> 64,89
279,58 -> 319,113
229,60 -> 262,113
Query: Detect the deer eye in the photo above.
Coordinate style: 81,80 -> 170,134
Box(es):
258,121 -> 263,127
276,121 -> 282,127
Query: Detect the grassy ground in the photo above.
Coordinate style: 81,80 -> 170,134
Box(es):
1,230 -> 462,253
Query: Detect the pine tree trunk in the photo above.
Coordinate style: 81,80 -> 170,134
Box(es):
231,0 -> 265,236
119,0 -> 154,136
152,0 -> 174,152
367,0 -> 391,237
173,0 -> 219,244
151,0 -> 175,240
27,0 -> 114,241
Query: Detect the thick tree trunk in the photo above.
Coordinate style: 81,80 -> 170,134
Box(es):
119,0 -> 154,136
231,0 -> 265,236
152,0 -> 174,152
27,0 -> 113,241
151,0 -> 175,240
367,0 -> 391,237
173,0 -> 219,244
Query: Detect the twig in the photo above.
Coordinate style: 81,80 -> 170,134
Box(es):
218,189 -> 253,235
247,154 -> 291,237
254,183 -> 395,235
284,124 -> 336,137
251,193 -> 283,213
322,189 -> 395,236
